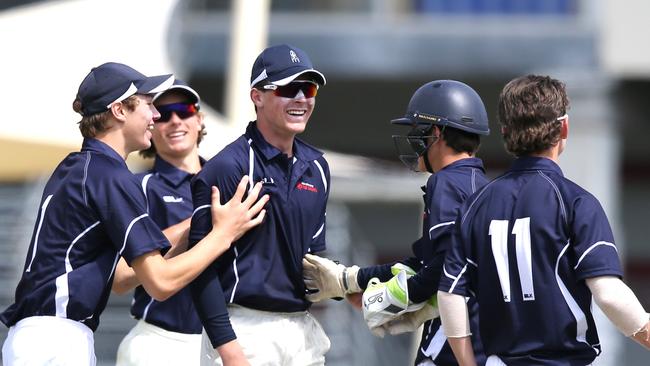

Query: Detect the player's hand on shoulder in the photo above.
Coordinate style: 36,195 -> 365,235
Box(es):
210,176 -> 269,242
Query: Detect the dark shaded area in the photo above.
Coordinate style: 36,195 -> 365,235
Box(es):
0,0 -> 44,11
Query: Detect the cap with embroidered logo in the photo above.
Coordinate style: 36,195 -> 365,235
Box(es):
75,62 -> 174,116
250,44 -> 326,88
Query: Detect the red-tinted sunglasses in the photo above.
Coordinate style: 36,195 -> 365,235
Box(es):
155,103 -> 199,123
261,81 -> 318,98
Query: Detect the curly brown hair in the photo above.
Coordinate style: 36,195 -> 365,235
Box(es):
497,75 -> 569,157
74,95 -> 140,138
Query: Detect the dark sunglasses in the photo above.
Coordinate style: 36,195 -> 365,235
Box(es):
261,81 -> 318,99
155,103 -> 199,123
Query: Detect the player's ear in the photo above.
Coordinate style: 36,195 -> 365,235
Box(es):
250,88 -> 264,108
110,102 -> 128,123
560,116 -> 569,139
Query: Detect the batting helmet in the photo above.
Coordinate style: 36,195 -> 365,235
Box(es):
391,80 -> 490,135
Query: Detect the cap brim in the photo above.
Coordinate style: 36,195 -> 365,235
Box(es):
136,74 -> 175,95
272,69 -> 326,86
153,84 -> 200,103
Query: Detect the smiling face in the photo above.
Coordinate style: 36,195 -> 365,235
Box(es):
251,78 -> 317,151
151,91 -> 203,161
122,94 -> 159,154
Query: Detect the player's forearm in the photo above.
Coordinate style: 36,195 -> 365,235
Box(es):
111,257 -> 139,294
438,290 -> 471,337
190,265 -> 237,348
133,230 -> 234,301
216,340 -> 250,366
357,263 -> 396,289
161,217 -> 191,258
447,336 -> 477,366
407,254 -> 444,303
111,219 -> 193,294
439,290 -> 476,365
586,276 -> 649,337
631,322 -> 650,350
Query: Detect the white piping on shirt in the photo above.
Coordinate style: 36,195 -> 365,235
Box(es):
142,298 -> 155,321
444,263 -> 468,294
555,240 -> 593,349
312,160 -> 328,241
248,139 -> 254,193
312,223 -> 325,239
141,173 -> 154,214
55,221 -> 100,318
192,205 -> 210,217
82,152 -> 91,206
26,194 -> 53,272
574,241 -> 618,270
108,213 -> 149,284
313,160 -> 327,191
229,247 -> 240,303
228,140 -> 257,302
428,221 -> 455,240
537,171 -> 567,226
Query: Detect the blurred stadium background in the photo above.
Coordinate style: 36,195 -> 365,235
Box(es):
1,0 -> 649,365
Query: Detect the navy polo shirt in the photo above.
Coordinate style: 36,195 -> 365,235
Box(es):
357,158 -> 487,366
189,121 -> 330,347
0,138 -> 169,331
440,156 -> 623,366
129,156 -> 203,334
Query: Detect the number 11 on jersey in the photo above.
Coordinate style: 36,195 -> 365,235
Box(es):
489,218 -> 535,303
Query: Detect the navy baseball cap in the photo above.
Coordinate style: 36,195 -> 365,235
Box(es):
76,62 -> 174,116
153,79 -> 200,104
250,44 -> 326,88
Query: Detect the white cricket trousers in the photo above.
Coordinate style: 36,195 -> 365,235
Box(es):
2,316 -> 95,366
484,355 -> 591,366
116,319 -> 202,365
201,305 -> 331,366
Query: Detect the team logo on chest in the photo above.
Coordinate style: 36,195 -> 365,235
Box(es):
296,181 -> 318,193
163,195 -> 184,203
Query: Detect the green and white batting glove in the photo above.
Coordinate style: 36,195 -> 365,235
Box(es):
302,254 -> 361,302
390,262 -> 417,277
362,269 -> 426,334
381,295 -> 439,335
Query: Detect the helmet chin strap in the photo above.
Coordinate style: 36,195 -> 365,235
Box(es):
422,153 -> 434,173
421,125 -> 443,173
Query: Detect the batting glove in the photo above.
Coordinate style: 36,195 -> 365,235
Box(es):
303,254 -> 361,302
362,270 -> 426,332
381,295 -> 439,335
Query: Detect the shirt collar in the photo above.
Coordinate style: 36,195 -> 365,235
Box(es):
153,155 -> 205,187
439,157 -> 485,173
510,156 -> 564,176
81,138 -> 127,167
245,121 -> 323,162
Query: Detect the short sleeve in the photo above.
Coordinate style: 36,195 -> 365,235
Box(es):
438,209 -> 473,297
570,194 -> 623,280
88,167 -> 169,264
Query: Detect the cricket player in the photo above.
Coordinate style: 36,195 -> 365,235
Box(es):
0,62 -> 267,365
302,80 -> 488,365
189,44 -> 331,365
114,80 -> 206,365
438,74 -> 650,366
